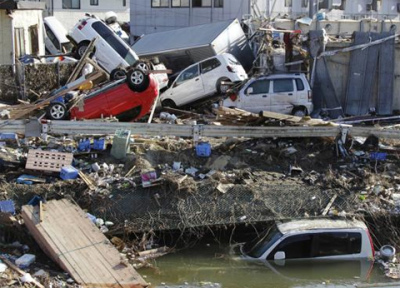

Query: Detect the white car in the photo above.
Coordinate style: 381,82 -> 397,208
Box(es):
69,16 -> 168,90
222,73 -> 313,117
44,16 -> 73,55
160,54 -> 248,108
240,218 -> 375,261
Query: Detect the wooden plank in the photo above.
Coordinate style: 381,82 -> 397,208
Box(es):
21,199 -> 147,288
322,194 -> 338,216
25,149 -> 73,172
67,38 -> 97,84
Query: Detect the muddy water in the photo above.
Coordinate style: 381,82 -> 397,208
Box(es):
141,243 -> 396,288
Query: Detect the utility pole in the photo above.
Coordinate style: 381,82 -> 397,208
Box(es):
309,0 -> 318,18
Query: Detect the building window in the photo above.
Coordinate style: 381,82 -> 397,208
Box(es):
123,0 -> 126,6
172,0 -> 189,7
62,0 -> 80,9
152,0 -> 169,7
301,0 -> 308,8
14,28 -> 26,58
29,25 -> 39,55
90,0 -> 99,6
214,0 -> 223,7
193,0 -> 211,7
319,0 -> 330,9
285,0 -> 292,7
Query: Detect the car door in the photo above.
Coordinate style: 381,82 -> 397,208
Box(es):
167,64 -> 204,106
239,78 -> 271,113
200,57 -> 222,94
270,78 -> 296,114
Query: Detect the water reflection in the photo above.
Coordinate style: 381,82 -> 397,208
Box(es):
141,243 -> 393,288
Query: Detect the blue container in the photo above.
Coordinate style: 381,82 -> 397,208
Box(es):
60,165 -> 79,180
0,133 -> 17,140
370,152 -> 387,161
78,139 -> 91,152
93,138 -> 106,150
0,200 -> 15,215
196,142 -> 211,157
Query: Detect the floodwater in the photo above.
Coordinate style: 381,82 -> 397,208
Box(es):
141,243 -> 399,288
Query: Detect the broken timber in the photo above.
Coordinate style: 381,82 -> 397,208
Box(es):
22,199 -> 148,288
1,120 -> 400,140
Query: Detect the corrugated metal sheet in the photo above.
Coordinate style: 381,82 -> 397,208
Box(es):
132,19 -> 240,56
377,32 -> 395,115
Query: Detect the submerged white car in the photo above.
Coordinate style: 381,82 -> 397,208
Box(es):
241,218 -> 375,261
160,54 -> 248,108
222,73 -> 313,117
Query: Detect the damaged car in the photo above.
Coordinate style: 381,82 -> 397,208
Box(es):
239,218 -> 375,262
68,15 -> 169,90
160,53 -> 248,108
46,69 -> 158,122
222,73 -> 313,116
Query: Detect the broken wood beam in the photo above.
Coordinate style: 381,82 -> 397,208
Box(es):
322,194 -> 338,216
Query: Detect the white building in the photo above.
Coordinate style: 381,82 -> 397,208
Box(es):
43,0 -> 130,30
130,0 -> 400,36
0,0 -> 46,65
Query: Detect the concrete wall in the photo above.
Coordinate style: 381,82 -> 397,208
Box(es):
0,12 -> 13,65
47,0 -> 130,30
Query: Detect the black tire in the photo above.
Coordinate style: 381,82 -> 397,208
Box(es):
292,107 -> 307,117
46,102 -> 69,120
110,68 -> 127,80
161,99 -> 177,108
216,78 -> 231,95
75,41 -> 90,59
126,68 -> 150,92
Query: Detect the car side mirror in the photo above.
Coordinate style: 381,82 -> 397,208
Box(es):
274,251 -> 286,261
173,82 -> 178,88
246,87 -> 253,95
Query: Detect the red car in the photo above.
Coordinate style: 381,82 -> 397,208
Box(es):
46,69 -> 158,122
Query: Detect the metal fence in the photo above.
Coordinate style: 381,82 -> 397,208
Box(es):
0,62 -> 75,103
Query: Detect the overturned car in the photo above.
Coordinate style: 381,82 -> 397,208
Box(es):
46,69 -> 158,122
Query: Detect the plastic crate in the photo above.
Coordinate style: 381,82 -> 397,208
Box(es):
78,139 -> 91,152
0,200 -> 15,215
370,152 -> 387,161
93,138 -> 106,151
196,142 -> 211,157
60,165 -> 79,180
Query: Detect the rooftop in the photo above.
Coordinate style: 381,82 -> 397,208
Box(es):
277,218 -> 367,235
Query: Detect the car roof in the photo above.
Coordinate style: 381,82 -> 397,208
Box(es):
258,73 -> 305,80
44,16 -> 70,43
277,218 -> 367,235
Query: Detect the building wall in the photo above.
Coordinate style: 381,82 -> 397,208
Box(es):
47,0 -> 130,30
0,9 -> 45,65
0,12 -> 13,65
130,0 -> 251,36
13,10 -> 46,57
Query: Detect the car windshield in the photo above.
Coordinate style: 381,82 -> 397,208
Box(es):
242,225 -> 283,258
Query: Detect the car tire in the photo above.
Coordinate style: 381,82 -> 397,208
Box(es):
75,41 -> 90,59
217,78 -> 231,95
161,99 -> 177,108
126,68 -> 150,92
292,108 -> 307,117
110,68 -> 127,80
134,61 -> 151,73
47,102 -> 69,120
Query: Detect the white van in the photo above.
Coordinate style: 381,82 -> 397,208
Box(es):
43,17 -> 73,55
160,54 -> 248,108
222,73 -> 313,117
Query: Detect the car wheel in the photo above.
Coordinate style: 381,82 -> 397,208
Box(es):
110,68 -> 127,80
75,41 -> 90,59
161,99 -> 177,108
292,108 -> 307,117
47,102 -> 68,120
217,78 -> 231,95
126,68 -> 150,92
134,61 -> 150,72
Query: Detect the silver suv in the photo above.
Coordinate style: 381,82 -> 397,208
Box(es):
241,218 -> 374,261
